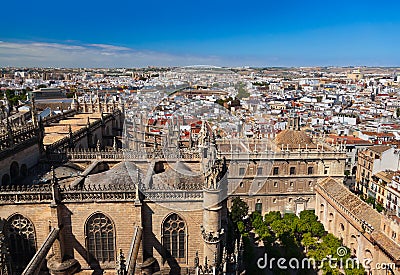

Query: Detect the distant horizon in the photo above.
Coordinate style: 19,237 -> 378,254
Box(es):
1,1 -> 399,68
1,62 -> 399,70
1,65 -> 400,69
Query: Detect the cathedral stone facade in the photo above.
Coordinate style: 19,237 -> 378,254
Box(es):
0,98 -> 349,274
0,100 -> 231,274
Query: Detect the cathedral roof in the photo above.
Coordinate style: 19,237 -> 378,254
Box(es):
274,130 -> 317,150
152,161 -> 204,190
84,161 -> 140,187
42,162 -> 83,186
171,161 -> 197,176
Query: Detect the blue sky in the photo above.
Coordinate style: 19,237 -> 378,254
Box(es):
0,0 -> 399,67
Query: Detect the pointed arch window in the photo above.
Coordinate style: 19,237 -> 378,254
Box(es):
6,214 -> 36,273
86,213 -> 115,262
162,213 -> 186,261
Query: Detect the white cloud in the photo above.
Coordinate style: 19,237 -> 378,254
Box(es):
88,44 -> 132,51
0,41 -> 224,67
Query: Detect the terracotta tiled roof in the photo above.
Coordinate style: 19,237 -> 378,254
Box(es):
369,145 -> 391,153
373,171 -> 396,183
319,178 -> 381,229
371,231 -> 400,261
274,130 -> 317,149
362,131 -> 395,137
326,135 -> 372,145
319,178 -> 400,261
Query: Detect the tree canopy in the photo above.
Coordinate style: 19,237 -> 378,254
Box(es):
232,201 -> 365,275
230,197 -> 249,225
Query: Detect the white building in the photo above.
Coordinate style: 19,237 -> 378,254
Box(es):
387,175 -> 400,218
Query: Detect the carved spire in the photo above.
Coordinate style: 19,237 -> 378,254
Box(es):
50,166 -> 60,207
135,170 -> 141,205
69,125 -> 74,148
234,237 -> 238,259
31,96 -> 37,127
101,111 -> 105,125
96,139 -> 101,151
97,93 -> 102,113
113,137 -> 117,151
37,116 -> 45,152
194,250 -> 199,268
198,120 -> 206,147
71,93 -> 79,111
213,251 -> 218,266
6,118 -> 14,147
117,249 -> 127,275
222,246 -> 227,273
2,91 -> 9,117
0,229 -> 10,275
51,166 -> 56,184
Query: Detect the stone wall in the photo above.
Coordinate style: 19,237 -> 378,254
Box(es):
0,144 -> 40,185
142,200 -> 204,274
315,185 -> 398,274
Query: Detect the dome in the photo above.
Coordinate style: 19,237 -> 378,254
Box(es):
274,130 -> 316,150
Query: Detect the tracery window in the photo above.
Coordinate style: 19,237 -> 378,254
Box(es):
6,214 -> 36,273
86,213 -> 115,262
162,213 -> 186,261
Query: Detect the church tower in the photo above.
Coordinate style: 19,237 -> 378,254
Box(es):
199,124 -> 228,269
287,111 -> 301,131
71,93 -> 79,111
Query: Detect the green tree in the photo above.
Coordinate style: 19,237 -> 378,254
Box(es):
297,219 -> 312,234
307,233 -> 350,274
310,221 -> 325,238
250,211 -> 263,229
4,89 -> 27,106
376,202 -> 384,213
320,262 -> 341,275
264,211 -> 281,226
257,223 -> 274,244
270,219 -> 292,238
299,210 -> 318,222
366,196 -> 375,206
282,213 -> 300,232
250,211 -> 274,244
237,221 -> 247,235
301,232 -> 316,253
321,233 -> 343,256
230,197 -> 249,225
344,264 -> 365,275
